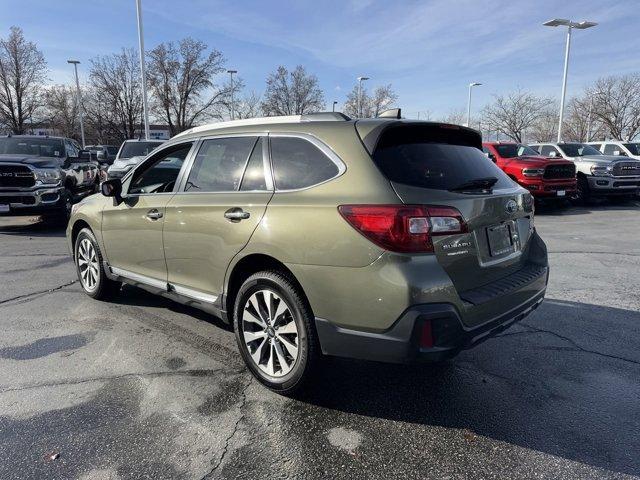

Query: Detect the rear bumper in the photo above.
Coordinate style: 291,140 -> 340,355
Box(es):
315,265 -> 548,364
0,186 -> 65,215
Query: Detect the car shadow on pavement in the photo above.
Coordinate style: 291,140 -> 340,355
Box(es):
0,216 -> 67,237
116,284 -> 233,332
296,299 -> 640,477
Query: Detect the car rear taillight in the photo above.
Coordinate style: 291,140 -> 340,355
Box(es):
338,204 -> 467,253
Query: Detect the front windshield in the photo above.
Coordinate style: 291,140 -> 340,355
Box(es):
119,141 -> 162,159
0,137 -> 65,157
623,143 -> 640,155
558,143 -> 601,157
495,144 -> 540,158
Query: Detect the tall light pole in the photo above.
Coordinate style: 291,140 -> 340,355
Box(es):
466,82 -> 482,127
227,70 -> 237,120
357,76 -> 369,118
586,98 -> 593,142
135,0 -> 150,140
67,60 -> 86,148
332,101 -> 338,112
543,18 -> 597,143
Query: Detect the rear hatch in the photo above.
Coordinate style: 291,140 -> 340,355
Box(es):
366,122 -> 536,293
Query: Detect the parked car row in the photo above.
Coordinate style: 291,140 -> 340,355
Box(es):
483,141 -> 640,203
0,135 -> 166,220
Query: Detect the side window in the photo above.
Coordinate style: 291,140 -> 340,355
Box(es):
270,136 -> 340,190
129,143 -> 193,194
540,145 -> 559,157
66,140 -> 79,158
603,144 -> 617,155
185,137 -> 257,192
240,138 -> 268,191
590,143 -> 602,151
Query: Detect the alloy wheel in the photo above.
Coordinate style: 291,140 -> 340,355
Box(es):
241,289 -> 300,378
77,238 -> 100,292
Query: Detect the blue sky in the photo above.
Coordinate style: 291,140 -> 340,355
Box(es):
0,0 -> 637,119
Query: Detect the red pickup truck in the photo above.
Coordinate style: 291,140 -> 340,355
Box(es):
482,142 -> 577,200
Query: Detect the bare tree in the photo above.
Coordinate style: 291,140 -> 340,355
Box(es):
147,38 -> 227,135
0,26 -> 47,134
482,89 -> 554,143
561,96 -> 605,142
42,85 -> 80,140
586,74 -> 640,141
235,91 -> 262,119
88,48 -> 143,141
343,84 -> 398,118
529,108 -> 557,143
261,65 -> 324,116
441,108 -> 467,125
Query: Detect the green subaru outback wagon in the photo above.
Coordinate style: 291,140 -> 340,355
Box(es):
67,112 -> 548,393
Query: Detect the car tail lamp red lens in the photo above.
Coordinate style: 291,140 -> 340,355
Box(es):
338,204 -> 467,253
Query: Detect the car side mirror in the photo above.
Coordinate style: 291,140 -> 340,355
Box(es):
489,153 -> 496,162
101,178 -> 122,201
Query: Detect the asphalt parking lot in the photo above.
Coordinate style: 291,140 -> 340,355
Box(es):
1,199 -> 639,480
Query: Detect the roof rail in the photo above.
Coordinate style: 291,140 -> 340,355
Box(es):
173,112 -> 351,139
301,112 -> 350,122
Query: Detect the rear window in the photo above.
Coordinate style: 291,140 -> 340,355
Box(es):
372,125 -> 512,190
119,141 -> 163,159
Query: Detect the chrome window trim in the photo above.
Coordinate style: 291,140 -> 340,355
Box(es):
120,140 -> 198,198
267,132 -> 347,193
174,132 -> 274,194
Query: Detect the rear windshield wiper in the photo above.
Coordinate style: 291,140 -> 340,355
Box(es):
449,176 -> 498,193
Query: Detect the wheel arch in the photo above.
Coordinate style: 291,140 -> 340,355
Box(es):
70,219 -> 92,257
224,253 -> 310,322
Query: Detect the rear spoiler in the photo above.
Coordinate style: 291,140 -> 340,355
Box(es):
355,120 -> 483,155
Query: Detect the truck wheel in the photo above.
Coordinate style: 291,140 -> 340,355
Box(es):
74,228 -> 121,300
233,271 -> 319,395
576,176 -> 591,205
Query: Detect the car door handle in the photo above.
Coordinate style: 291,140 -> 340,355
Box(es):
224,208 -> 250,221
146,209 -> 163,220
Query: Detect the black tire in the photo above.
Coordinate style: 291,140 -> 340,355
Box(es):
74,228 -> 121,300
576,176 -> 591,205
233,270 -> 319,395
43,188 -> 73,226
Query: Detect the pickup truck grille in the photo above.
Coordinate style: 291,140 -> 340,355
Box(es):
612,162 -> 640,177
543,164 -> 575,179
0,165 -> 35,188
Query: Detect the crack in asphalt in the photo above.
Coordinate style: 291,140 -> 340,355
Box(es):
502,323 -> 640,366
0,280 -> 78,307
0,368 -> 230,395
201,375 -> 253,480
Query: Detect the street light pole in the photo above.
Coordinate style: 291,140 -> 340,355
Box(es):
135,0 -> 150,140
586,100 -> 592,142
466,82 -> 482,127
67,60 -> 85,148
357,76 -> 369,118
227,70 -> 237,120
543,18 -> 597,143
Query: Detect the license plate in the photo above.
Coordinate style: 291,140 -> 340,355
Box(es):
0,204 -> 9,213
557,190 -> 566,197
487,223 -> 514,257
